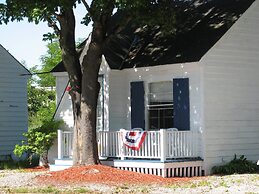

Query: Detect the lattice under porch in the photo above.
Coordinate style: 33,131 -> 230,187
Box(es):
101,159 -> 204,178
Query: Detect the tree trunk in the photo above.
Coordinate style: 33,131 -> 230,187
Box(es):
40,151 -> 49,168
58,8 -> 109,166
73,22 -> 104,165
57,8 -> 84,165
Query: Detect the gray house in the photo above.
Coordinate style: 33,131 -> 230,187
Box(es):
0,44 -> 30,160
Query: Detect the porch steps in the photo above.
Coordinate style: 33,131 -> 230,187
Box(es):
49,159 -> 73,171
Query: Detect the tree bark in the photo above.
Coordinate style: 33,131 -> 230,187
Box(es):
57,8 -> 83,165
40,151 -> 49,168
75,21 -> 104,165
57,6 -> 111,166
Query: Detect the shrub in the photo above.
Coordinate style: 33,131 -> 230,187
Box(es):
212,155 -> 259,175
0,157 -> 39,170
13,119 -> 63,167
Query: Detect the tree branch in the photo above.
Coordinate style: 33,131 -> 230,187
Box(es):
46,17 -> 60,35
58,8 -> 82,93
100,0 -> 115,31
81,0 -> 92,17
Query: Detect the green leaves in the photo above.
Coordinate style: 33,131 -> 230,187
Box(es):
13,119 -> 63,157
81,13 -> 91,26
0,3 -> 7,24
212,155 -> 259,175
43,32 -> 57,42
1,0 -> 183,36
27,82 -> 56,127
1,0 -> 77,25
38,40 -> 62,87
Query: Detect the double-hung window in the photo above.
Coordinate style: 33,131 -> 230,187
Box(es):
147,81 -> 173,130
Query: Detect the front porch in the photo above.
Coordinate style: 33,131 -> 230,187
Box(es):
51,129 -> 203,177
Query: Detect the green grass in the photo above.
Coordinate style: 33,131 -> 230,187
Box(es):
136,187 -> 150,193
251,174 -> 259,182
4,187 -> 59,194
4,186 -> 98,194
114,185 -> 129,193
72,188 -> 92,193
37,186 -> 60,193
219,180 -> 228,188
168,180 -> 212,189
6,187 -> 31,193
114,185 -> 151,194
194,180 -> 212,187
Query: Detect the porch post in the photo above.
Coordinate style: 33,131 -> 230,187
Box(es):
57,129 -> 63,159
160,129 -> 167,162
120,129 -> 125,160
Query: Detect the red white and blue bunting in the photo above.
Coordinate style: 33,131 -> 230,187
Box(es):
121,130 -> 147,150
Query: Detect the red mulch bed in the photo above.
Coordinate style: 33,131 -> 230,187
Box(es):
36,164 -> 198,186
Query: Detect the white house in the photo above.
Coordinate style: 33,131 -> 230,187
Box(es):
0,44 -> 30,160
49,0 -> 259,177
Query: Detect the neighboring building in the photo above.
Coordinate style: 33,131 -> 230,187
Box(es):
0,44 -> 30,160
49,0 -> 259,176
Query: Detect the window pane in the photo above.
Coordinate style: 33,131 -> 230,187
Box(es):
164,108 -> 173,117
149,118 -> 158,130
161,108 -> 174,128
149,109 -> 158,118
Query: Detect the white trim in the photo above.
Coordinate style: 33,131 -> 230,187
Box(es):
52,72 -> 68,77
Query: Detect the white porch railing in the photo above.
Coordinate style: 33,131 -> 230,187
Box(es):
57,130 -> 73,159
58,129 -> 199,161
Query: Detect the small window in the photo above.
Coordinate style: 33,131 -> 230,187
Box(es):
147,81 -> 173,130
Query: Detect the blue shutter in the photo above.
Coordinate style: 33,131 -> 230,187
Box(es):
173,78 -> 190,131
130,81 -> 145,129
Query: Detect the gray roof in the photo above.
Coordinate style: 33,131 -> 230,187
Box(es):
0,44 -> 31,75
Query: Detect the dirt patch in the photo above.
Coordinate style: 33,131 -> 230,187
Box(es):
24,166 -> 49,172
36,164 -> 195,186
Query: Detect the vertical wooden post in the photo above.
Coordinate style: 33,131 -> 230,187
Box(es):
195,131 -> 198,157
160,129 -> 167,162
97,131 -> 101,158
120,129 -> 125,160
57,129 -> 63,159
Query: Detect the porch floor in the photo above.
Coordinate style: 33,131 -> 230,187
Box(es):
103,157 -> 202,163
50,157 -> 204,178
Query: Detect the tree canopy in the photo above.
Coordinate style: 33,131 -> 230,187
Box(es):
38,40 -> 62,87
0,0 -> 185,165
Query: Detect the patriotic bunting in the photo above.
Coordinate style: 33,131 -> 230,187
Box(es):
121,130 -> 147,150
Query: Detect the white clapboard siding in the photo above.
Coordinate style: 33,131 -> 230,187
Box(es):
50,53 -> 203,164
108,62 -> 201,133
201,1 -> 259,174
0,44 -> 29,158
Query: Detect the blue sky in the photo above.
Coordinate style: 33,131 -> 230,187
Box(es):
0,1 -> 91,68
